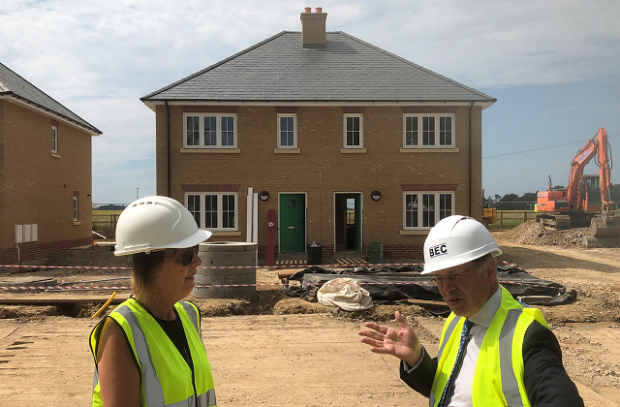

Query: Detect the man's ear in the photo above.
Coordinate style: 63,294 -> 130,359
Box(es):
485,259 -> 496,280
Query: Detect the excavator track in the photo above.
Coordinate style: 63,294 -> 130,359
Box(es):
535,214 -> 572,230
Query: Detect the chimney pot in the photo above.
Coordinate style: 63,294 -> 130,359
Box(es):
315,7 -> 322,13
304,7 -> 312,13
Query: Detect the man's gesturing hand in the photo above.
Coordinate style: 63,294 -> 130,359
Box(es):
357,311 -> 422,367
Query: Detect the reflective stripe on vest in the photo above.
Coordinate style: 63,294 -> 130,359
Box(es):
180,301 -> 199,333
430,286 -> 544,407
166,389 -> 216,407
499,308 -> 524,407
115,303 -> 167,406
429,315 -> 462,407
90,300 -> 216,407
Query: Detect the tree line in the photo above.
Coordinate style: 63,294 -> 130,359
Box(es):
485,184 -> 620,210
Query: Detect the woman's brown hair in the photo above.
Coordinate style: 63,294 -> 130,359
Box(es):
130,251 -> 167,298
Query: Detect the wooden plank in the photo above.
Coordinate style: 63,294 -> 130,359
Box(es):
402,298 -> 448,307
0,278 -> 57,287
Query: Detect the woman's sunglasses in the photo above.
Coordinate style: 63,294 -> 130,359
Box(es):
163,245 -> 199,266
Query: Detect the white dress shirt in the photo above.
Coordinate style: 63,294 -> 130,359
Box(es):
404,287 -> 502,407
449,287 -> 502,406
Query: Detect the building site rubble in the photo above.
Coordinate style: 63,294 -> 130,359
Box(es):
282,262 -> 576,314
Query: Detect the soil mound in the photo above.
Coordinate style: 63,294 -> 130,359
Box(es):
494,221 -> 587,247
45,245 -> 129,267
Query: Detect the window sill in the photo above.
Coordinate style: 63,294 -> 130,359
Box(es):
51,152 -> 61,158
180,148 -> 241,154
209,231 -> 242,236
400,230 -> 429,235
274,148 -> 300,154
400,148 -> 459,153
73,221 -> 81,226
340,148 -> 367,154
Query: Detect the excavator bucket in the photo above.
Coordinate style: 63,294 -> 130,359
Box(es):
583,216 -> 620,248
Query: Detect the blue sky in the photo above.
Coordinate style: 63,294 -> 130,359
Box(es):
1,0 -> 619,204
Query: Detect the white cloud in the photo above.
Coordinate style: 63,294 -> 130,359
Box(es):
1,0 -> 619,203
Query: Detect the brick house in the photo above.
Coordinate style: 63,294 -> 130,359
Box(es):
0,62 -> 102,264
141,9 -> 495,261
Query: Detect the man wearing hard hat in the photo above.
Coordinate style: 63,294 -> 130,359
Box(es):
358,215 -> 583,406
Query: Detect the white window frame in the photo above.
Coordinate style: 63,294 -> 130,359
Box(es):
72,196 -> 79,221
343,114 -> 363,148
402,114 -> 455,148
51,126 -> 58,153
403,191 -> 454,230
185,192 -> 238,232
183,113 -> 237,148
277,114 -> 297,149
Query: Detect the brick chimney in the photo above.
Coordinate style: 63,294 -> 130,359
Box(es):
300,7 -> 327,45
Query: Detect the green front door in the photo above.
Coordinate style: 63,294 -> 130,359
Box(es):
279,194 -> 305,252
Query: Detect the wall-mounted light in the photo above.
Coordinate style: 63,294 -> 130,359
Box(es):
371,191 -> 382,201
259,191 -> 270,201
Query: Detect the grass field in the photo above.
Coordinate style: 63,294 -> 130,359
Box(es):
92,210 -> 122,236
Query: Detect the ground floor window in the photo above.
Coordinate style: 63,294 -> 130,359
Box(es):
404,192 -> 454,229
186,193 -> 237,231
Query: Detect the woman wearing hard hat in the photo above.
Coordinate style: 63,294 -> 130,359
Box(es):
358,215 -> 583,407
89,196 -> 216,407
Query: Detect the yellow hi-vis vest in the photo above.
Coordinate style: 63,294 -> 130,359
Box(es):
90,299 -> 216,407
429,286 -> 548,407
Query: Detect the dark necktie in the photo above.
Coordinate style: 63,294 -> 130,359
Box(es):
437,319 -> 473,407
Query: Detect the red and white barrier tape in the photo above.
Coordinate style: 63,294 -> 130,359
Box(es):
498,260 -> 620,294
0,261 -> 618,293
0,263 -> 422,270
1,279 -> 618,292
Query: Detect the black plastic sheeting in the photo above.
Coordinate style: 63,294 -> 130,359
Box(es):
282,263 -> 576,315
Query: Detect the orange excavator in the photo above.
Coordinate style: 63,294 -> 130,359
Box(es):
536,128 -> 619,247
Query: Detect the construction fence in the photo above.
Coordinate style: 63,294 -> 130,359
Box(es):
92,210 -> 123,239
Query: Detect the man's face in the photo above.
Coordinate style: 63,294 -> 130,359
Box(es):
433,259 -> 495,318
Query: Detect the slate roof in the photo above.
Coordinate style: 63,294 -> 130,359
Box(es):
0,62 -> 101,134
142,31 -> 495,103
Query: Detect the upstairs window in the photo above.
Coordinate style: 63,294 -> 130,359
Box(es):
184,114 -> 237,148
343,114 -> 363,148
277,114 -> 297,148
51,126 -> 58,153
403,114 -> 454,148
404,192 -> 454,229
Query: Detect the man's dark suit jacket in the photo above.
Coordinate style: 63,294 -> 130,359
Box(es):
400,321 -> 584,406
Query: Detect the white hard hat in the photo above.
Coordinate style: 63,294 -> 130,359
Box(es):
421,215 -> 501,275
114,196 -> 212,256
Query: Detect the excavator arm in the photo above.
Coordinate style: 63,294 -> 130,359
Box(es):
596,128 -> 614,216
566,128 -> 614,214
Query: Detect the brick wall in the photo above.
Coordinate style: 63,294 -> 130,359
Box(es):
0,100 -> 93,260
0,237 -> 93,264
155,104 -> 484,257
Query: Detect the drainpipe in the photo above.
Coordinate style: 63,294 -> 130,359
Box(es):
15,243 -> 20,263
166,101 -> 171,197
468,102 -> 473,217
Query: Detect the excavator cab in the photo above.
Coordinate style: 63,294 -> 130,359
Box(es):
583,175 -> 602,210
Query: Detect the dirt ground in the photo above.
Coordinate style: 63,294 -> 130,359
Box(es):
2,230 -> 620,406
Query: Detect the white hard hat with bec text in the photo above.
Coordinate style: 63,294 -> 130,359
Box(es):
421,215 -> 501,275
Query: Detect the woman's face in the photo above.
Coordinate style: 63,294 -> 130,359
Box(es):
154,246 -> 202,303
